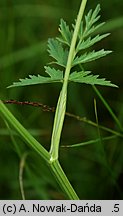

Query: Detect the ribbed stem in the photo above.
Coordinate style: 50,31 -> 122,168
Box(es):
50,0 -> 88,162
0,100 -> 79,199
0,100 -> 49,162
49,160 -> 79,199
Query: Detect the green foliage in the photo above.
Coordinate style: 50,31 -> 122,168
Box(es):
57,19 -> 73,46
73,49 -> 112,66
82,4 -> 104,37
8,67 -> 63,88
1,0 -> 123,200
69,71 -> 117,87
76,34 -> 110,52
48,38 -> 69,67
9,4 -> 117,88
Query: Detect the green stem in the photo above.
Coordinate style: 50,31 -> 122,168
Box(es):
0,0 -> 88,200
49,160 -> 79,199
93,86 -> 123,131
62,135 -> 117,148
0,100 -> 78,199
50,0 -> 88,161
0,100 -> 49,162
65,111 -> 123,138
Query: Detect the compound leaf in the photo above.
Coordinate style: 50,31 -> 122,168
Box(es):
76,33 -> 110,52
84,4 -> 101,37
8,4 -> 117,90
57,19 -> 73,46
69,71 -> 117,87
73,49 -> 112,66
48,38 -> 68,67
8,66 -> 63,88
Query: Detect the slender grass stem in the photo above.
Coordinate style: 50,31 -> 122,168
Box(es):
3,99 -> 123,138
61,135 -> 117,148
93,85 -> 123,131
19,153 -> 28,200
65,112 -> 123,138
4,120 -> 22,156
0,100 -> 49,162
0,100 -> 78,199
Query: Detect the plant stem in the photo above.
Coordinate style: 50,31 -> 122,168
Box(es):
0,100 -> 49,162
3,99 -> 123,138
0,100 -> 78,199
93,85 -> 123,131
65,111 -> 123,138
62,135 -> 117,148
50,0 -> 88,162
49,160 -> 79,199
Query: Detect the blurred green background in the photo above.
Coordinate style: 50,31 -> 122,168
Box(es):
0,0 -> 123,199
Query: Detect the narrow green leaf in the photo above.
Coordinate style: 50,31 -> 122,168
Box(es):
48,38 -> 68,67
62,135 -> 117,148
73,49 -> 112,66
8,66 -> 63,88
69,71 -> 118,87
